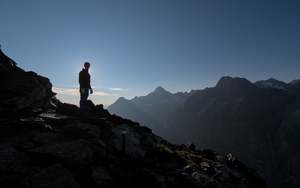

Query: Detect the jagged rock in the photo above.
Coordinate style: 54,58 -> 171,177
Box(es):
49,96 -> 62,109
187,143 -> 196,151
0,49 -> 55,112
200,149 -> 216,161
81,99 -> 95,109
56,101 -> 114,119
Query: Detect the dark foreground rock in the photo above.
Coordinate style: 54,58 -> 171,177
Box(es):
0,101 -> 265,188
0,49 -> 55,116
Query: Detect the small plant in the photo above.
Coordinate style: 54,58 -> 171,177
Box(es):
179,151 -> 220,167
186,159 -> 197,166
154,143 -> 174,160
155,143 -> 173,154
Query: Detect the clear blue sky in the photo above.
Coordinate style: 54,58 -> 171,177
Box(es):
1,0 -> 300,106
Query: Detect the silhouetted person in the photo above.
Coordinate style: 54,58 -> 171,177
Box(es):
79,62 -> 93,106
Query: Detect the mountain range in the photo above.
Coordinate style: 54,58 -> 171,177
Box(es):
107,86 -> 196,135
108,76 -> 300,188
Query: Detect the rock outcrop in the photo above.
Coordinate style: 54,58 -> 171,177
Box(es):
0,49 -> 55,117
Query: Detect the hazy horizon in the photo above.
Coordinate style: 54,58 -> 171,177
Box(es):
89,76 -> 299,107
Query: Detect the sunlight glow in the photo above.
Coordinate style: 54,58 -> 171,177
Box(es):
53,87 -> 109,96
109,88 -> 129,91
93,91 -> 109,96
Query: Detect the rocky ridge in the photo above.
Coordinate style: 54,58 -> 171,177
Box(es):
0,50 -> 266,187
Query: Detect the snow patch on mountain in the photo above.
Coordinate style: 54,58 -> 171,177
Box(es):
256,82 -> 287,90
290,79 -> 300,84
259,82 -> 273,88
274,85 -> 286,90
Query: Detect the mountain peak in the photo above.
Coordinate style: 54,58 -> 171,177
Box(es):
114,96 -> 127,103
154,86 -> 166,93
254,78 -> 287,90
151,86 -> 173,97
266,78 -> 286,85
216,76 -> 253,89
267,78 -> 280,82
289,79 -> 300,85
118,96 -> 126,100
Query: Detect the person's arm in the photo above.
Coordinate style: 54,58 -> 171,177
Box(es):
89,74 -> 93,94
79,72 -> 82,88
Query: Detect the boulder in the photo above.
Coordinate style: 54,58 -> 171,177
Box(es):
56,103 -> 79,116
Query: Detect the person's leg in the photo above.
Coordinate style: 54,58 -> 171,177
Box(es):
80,88 -> 89,107
85,88 -> 89,100
80,91 -> 84,107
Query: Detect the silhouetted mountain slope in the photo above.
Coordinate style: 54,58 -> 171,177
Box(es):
164,76 -> 300,188
108,86 -> 196,135
106,96 -> 164,134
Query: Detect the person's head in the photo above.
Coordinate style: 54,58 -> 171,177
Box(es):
84,62 -> 90,70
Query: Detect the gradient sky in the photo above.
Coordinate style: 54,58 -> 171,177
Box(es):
1,0 -> 300,106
